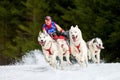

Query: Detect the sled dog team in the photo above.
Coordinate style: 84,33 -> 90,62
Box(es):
38,25 -> 104,69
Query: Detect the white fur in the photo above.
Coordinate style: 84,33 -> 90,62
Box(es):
69,25 -> 88,67
38,31 -> 64,69
87,37 -> 104,64
57,38 -> 71,65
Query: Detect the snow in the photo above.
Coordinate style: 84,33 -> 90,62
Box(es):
0,50 -> 120,80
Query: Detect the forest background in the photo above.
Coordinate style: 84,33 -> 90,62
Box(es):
0,0 -> 120,64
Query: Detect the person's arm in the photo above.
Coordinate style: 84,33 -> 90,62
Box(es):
55,23 -> 64,33
55,23 -> 69,38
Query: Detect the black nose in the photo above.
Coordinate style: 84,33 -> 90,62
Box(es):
41,40 -> 43,42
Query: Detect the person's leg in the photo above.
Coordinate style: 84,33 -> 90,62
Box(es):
52,32 -> 59,40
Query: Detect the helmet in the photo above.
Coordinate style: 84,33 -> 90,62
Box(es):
45,16 -> 51,20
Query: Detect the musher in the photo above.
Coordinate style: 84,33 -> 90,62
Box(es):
42,16 -> 68,40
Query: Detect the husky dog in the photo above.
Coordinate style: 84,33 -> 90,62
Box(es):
87,37 -> 104,64
38,31 -> 64,69
69,25 -> 88,67
56,36 -> 71,65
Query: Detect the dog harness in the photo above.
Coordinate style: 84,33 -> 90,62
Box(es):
45,42 -> 53,55
75,44 -> 81,53
57,36 -> 71,55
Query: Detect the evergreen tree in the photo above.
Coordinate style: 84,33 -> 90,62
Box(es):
0,0 -> 120,64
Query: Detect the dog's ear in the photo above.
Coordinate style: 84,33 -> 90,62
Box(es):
42,31 -> 48,36
44,32 -> 49,36
70,26 -> 74,30
39,31 -> 41,33
93,38 -> 97,43
75,25 -> 78,28
39,31 -> 42,35
71,25 -> 74,28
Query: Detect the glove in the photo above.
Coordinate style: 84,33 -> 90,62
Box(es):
61,31 -> 69,39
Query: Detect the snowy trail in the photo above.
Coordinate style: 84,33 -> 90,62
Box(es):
0,50 -> 120,80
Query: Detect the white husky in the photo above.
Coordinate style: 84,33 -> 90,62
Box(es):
57,36 -> 71,65
38,31 -> 64,69
69,25 -> 88,67
87,37 -> 104,64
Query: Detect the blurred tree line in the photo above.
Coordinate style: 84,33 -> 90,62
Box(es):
0,0 -> 120,65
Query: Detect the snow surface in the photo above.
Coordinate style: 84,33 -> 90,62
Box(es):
0,50 -> 120,80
